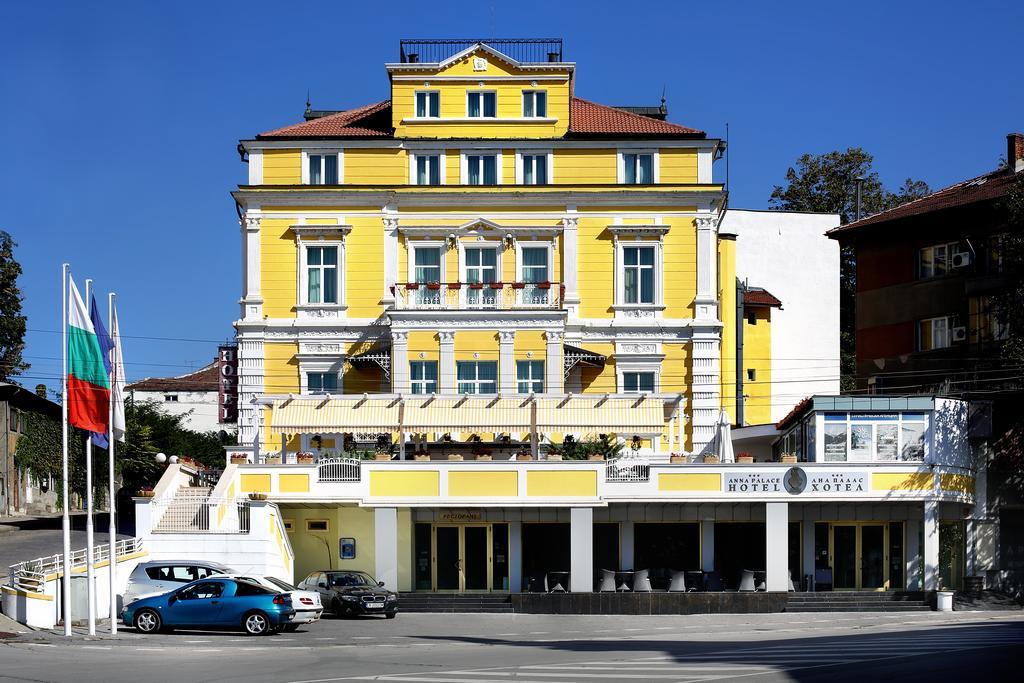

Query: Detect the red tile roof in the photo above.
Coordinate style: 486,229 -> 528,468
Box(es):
775,397 -> 812,431
257,101 -> 393,138
829,168 -> 1023,237
127,361 -> 220,393
254,97 -> 705,139
743,287 -> 782,308
568,98 -> 704,137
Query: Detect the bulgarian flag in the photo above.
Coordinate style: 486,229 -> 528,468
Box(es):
67,278 -> 110,434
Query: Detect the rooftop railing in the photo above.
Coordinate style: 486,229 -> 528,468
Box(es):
394,282 -> 563,311
399,38 -> 563,64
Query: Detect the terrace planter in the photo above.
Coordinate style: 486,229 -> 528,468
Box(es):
265,455 -> 282,465
703,455 -> 720,464
474,454 -> 493,461
405,283 -> 420,290
296,454 -> 315,464
516,453 -> 534,461
230,454 -> 249,464
414,454 -> 431,461
374,453 -> 393,461
669,454 -> 686,464
511,282 -> 526,290
137,490 -> 155,498
587,454 -> 605,461
489,282 -> 504,290
426,283 -> 442,291
781,454 -> 798,464
448,454 -> 464,461
737,455 -> 754,464
469,283 -> 484,290
536,281 -> 551,290
448,282 -> 462,290
248,493 -> 267,501
545,454 -> 563,461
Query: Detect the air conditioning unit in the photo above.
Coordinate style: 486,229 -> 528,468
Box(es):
951,251 -> 972,268
951,326 -> 967,342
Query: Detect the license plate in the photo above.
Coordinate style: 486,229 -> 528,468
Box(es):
365,602 -> 385,609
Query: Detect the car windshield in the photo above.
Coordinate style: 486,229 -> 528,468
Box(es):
326,572 -> 376,587
266,577 -> 298,592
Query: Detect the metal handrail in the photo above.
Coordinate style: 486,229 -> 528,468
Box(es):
151,497 -> 251,534
7,538 -> 145,592
605,456 -> 651,482
399,38 -> 563,64
394,282 -> 563,311
317,458 -> 362,483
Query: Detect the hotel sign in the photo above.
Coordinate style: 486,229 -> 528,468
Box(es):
724,468 -> 868,496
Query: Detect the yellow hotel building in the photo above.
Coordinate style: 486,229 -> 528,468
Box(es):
175,40 -> 978,603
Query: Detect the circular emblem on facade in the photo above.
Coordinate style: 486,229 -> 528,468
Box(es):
784,467 -> 807,495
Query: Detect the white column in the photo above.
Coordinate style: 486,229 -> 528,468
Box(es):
693,215 -> 718,322
382,216 -> 399,304
498,331 -> 516,393
765,502 -> 789,592
374,507 -> 399,591
545,331 -> 564,394
620,521 -> 634,570
690,330 -> 721,454
906,519 -> 922,590
438,331 -> 456,393
241,212 -> 263,321
392,331 -> 409,394
570,507 -> 593,592
561,217 -> 579,317
509,521 -> 522,593
924,500 -> 940,591
237,334 -> 265,452
701,520 -> 715,572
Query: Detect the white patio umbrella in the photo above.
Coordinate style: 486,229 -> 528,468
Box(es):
717,410 -> 735,463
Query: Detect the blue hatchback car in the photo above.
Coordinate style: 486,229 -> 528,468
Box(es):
122,578 -> 295,636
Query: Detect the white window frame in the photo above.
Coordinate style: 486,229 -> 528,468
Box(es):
409,360 -> 439,395
617,366 -> 660,394
515,241 -> 554,282
301,149 -> 344,185
521,90 -> 548,118
466,90 -> 498,118
299,359 -> 343,394
409,151 -> 446,185
298,240 -> 345,307
456,360 -> 498,395
614,241 -> 663,308
306,371 -> 339,394
516,359 -> 545,394
459,241 -> 502,308
918,241 -> 959,279
406,240 -> 447,284
515,151 -> 553,185
461,151 -> 502,185
617,150 -> 659,184
917,315 -> 953,351
414,90 -> 440,118
819,412 -> 929,463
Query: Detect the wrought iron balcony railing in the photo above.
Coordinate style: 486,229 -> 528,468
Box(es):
399,38 -> 563,64
393,282 -> 564,311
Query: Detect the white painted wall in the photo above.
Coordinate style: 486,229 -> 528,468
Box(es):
132,391 -> 223,434
722,209 -> 841,423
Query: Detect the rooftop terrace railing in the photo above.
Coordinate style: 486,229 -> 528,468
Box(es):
399,38 -> 563,64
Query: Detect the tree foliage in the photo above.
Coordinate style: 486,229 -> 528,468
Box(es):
0,231 -> 29,381
769,148 -> 932,390
992,173 -> 1024,364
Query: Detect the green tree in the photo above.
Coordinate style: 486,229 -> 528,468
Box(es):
769,148 -> 932,390
0,231 -> 29,381
992,173 -> 1024,363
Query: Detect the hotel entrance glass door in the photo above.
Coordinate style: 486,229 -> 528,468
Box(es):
432,525 -> 491,591
830,523 -> 888,590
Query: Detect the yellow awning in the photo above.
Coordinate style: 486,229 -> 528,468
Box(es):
403,396 -> 532,432
269,398 -> 401,435
535,396 -> 664,434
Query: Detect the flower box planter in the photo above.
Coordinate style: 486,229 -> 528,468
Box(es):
469,283 -> 484,290
265,455 -> 282,465
447,282 -> 462,290
230,454 -> 249,464
489,282 -> 504,290
670,454 -> 687,464
737,455 -> 754,464
587,454 -> 605,461
374,453 -> 393,461
703,455 -> 720,464
405,283 -> 420,290
781,454 -> 798,464
296,454 -> 315,464
248,493 -> 267,501
545,453 -> 563,461
137,489 -> 155,498
426,282 -> 442,291
516,453 -> 534,461
474,454 -> 492,461
448,454 -> 464,461
536,281 -> 551,290
511,282 -> 526,290
414,454 -> 431,461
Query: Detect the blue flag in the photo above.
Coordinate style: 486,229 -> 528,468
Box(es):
89,295 -> 114,449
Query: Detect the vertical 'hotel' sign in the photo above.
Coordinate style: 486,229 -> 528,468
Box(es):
218,345 -> 239,423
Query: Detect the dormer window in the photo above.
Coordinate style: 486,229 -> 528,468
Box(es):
467,91 -> 497,118
415,91 -> 440,118
522,91 -> 547,118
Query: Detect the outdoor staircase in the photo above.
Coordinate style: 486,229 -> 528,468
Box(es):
153,486 -> 213,533
398,593 -> 514,613
785,591 -> 932,612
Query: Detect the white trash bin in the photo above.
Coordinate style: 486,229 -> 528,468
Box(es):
937,590 -> 954,612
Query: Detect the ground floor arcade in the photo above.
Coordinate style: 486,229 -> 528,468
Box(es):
281,501 -> 968,594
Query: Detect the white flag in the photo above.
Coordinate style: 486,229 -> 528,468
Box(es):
110,304 -> 126,442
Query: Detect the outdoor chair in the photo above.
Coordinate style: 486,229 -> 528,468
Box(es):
703,571 -> 723,591
789,570 -> 796,592
668,570 -> 689,592
813,568 -> 833,591
738,569 -> 756,592
598,569 -> 617,592
632,568 -> 653,592
548,571 -> 568,593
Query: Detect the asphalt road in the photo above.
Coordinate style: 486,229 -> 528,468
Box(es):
1,611 -> 1022,682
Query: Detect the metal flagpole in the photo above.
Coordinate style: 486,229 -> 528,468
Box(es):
84,278 -> 96,637
107,292 -> 117,635
61,263 -> 72,637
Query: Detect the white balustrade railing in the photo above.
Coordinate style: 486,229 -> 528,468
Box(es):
7,537 -> 145,593
151,496 -> 251,534
317,457 -> 362,483
605,458 -> 651,482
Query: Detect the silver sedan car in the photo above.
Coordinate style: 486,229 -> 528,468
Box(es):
124,560 -> 236,605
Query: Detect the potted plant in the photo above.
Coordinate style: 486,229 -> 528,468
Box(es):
297,452 -> 315,464
265,454 -> 282,465
536,280 -> 552,290
475,452 -> 492,461
669,453 -> 686,464
414,451 -> 431,461
448,281 -> 462,290
703,454 -> 720,464
405,282 -> 420,290
248,492 -> 267,501
469,282 -> 484,290
780,452 -> 798,464
137,487 -> 155,498
516,447 -> 534,461
230,454 -> 249,464
511,281 -> 526,289
448,453 -> 464,461
489,281 -> 504,290
374,452 -> 393,461
426,281 -> 442,291
737,451 -> 754,464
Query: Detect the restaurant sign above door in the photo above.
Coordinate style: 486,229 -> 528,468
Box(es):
724,468 -> 869,496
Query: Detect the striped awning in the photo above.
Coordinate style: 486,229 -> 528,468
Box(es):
403,396 -> 533,432
535,396 -> 664,434
269,398 -> 401,434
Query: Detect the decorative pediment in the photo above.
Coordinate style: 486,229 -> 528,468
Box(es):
399,218 -> 561,239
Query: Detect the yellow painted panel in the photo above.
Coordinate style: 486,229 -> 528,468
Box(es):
408,331 -> 440,359
513,330 -> 546,359
261,218 -> 297,318
526,470 -> 598,497
345,148 -> 406,184
448,470 -> 518,497
240,474 -> 271,493
264,342 -> 299,394
455,330 -> 498,355
345,217 -> 386,318
578,342 -> 616,393
742,307 -> 772,425
659,148 -> 698,184
445,151 -> 461,184
940,474 -> 975,494
719,236 -> 737,422
662,214 -> 698,319
369,470 -> 440,497
262,149 -> 300,184
871,472 -> 934,491
502,149 -> 516,185
658,473 -> 721,491
661,343 -> 691,395
577,217 -> 614,319
554,149 -> 617,184
279,474 -> 310,493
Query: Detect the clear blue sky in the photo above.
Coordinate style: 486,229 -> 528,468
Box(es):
3,0 -> 1022,391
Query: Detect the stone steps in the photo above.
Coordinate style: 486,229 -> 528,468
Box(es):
786,591 -> 931,612
399,593 -> 514,613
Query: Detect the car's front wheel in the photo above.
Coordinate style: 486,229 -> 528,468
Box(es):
134,608 -> 162,634
243,611 -> 271,636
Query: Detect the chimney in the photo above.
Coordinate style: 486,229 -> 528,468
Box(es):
406,53 -> 418,64
1009,133 -> 1024,173
547,51 -> 560,62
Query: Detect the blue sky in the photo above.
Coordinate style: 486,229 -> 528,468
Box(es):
2,0 -> 1022,391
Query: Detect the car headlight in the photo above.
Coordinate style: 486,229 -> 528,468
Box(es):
341,595 -> 359,601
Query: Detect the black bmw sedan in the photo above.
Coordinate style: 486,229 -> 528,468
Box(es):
297,570 -> 398,618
